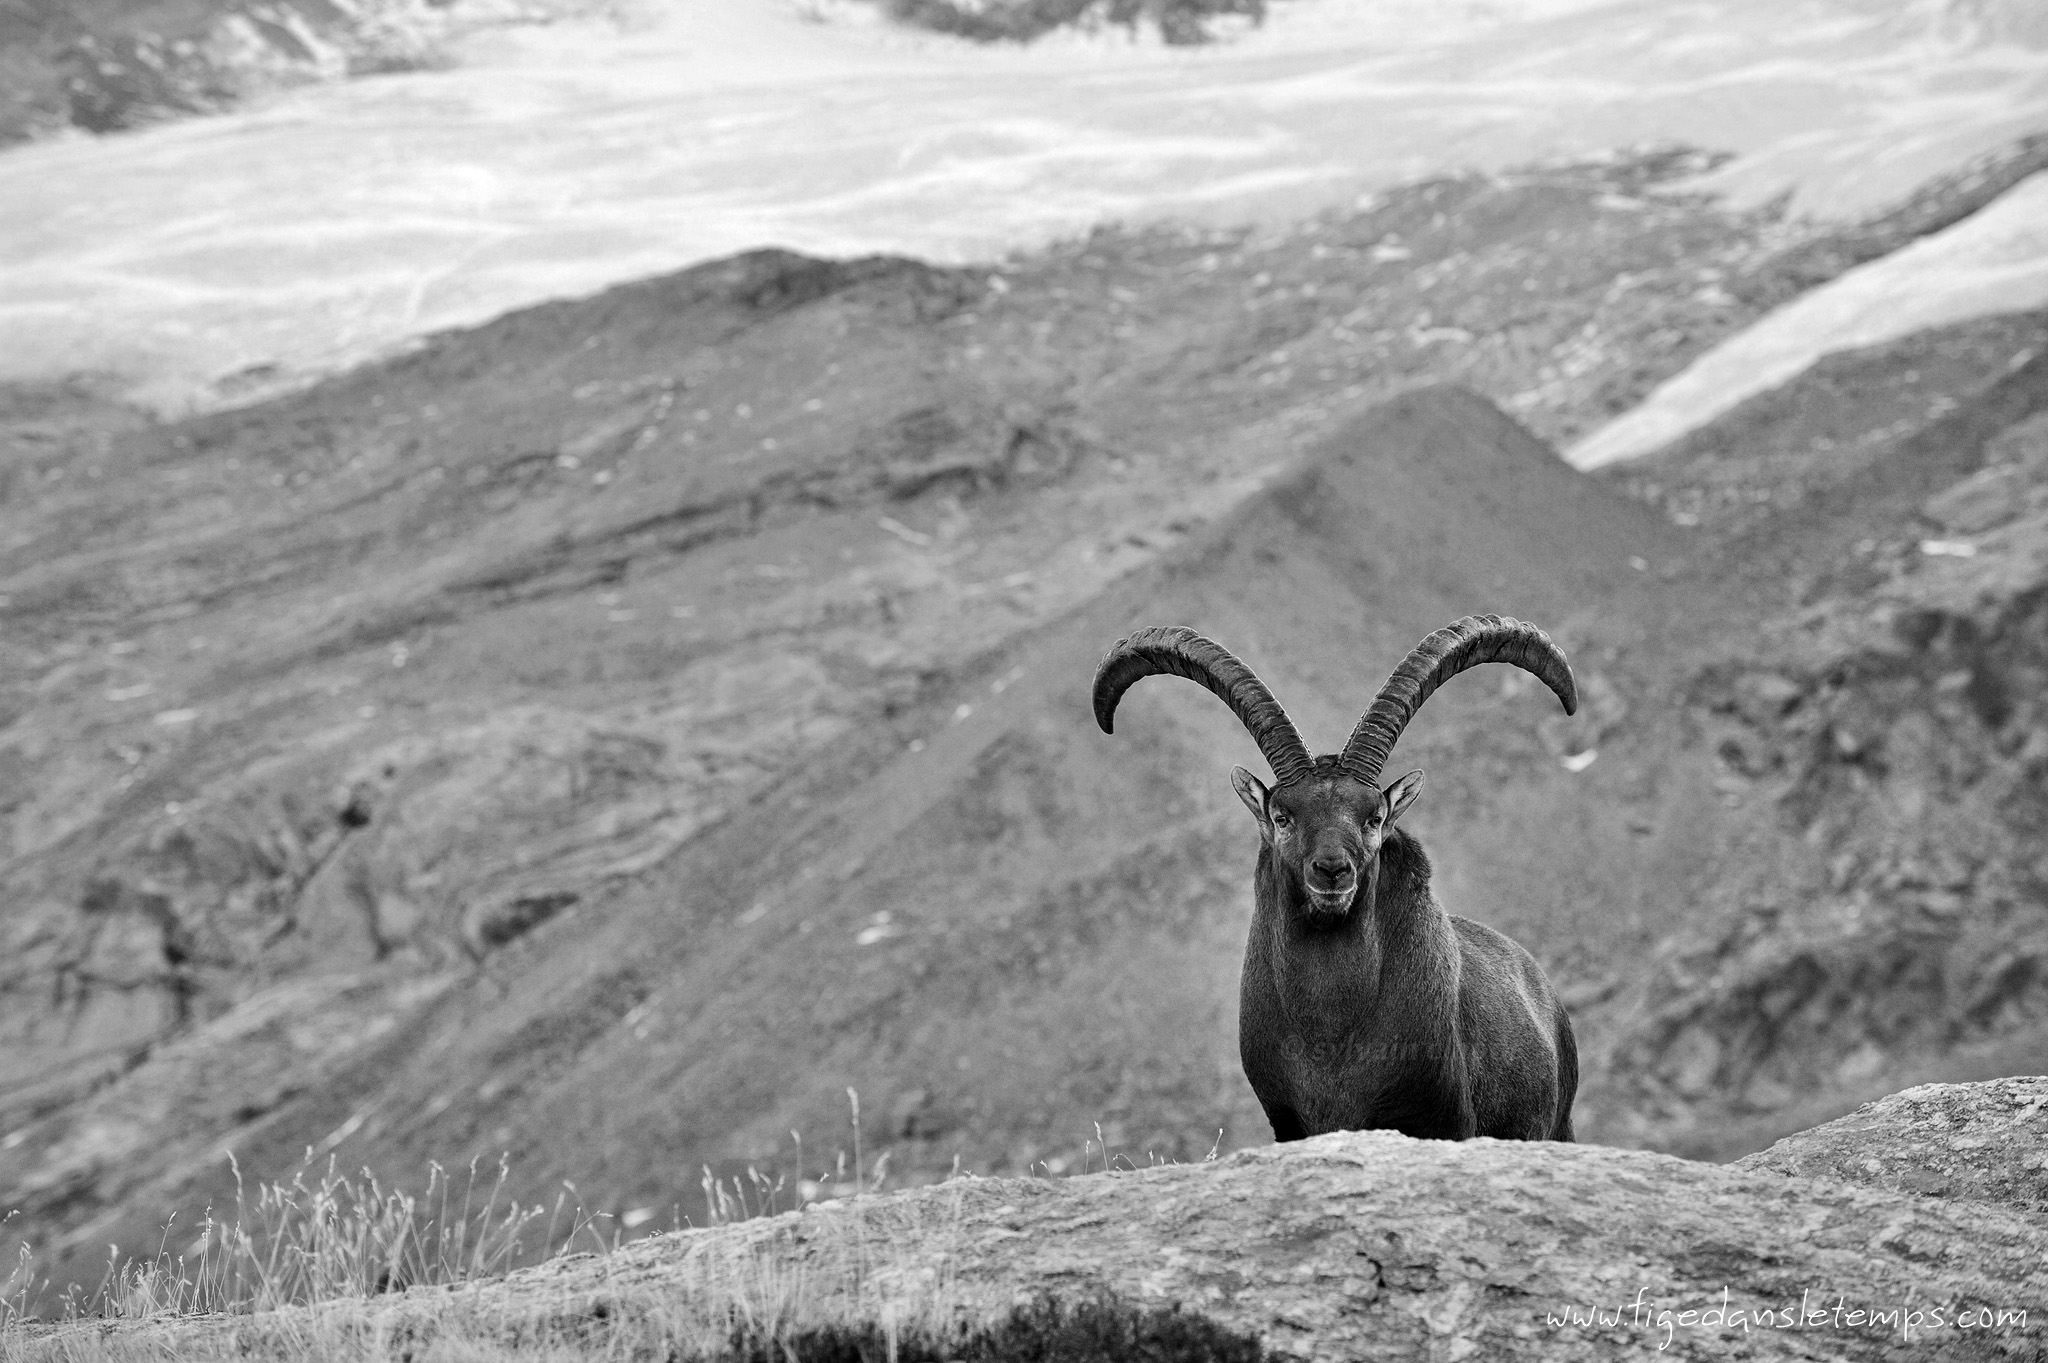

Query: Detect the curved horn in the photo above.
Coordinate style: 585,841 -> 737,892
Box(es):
1093,626 -> 1315,786
1338,614 -> 1576,788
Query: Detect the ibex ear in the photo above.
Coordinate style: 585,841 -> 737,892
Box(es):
1381,769 -> 1425,826
1230,766 -> 1274,842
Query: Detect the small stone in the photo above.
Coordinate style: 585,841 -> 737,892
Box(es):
1922,464 -> 2025,534
1735,671 -> 1804,720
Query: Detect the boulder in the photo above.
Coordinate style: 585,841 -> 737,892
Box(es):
51,1083 -> 2048,1362
1922,464 -> 2027,534
1738,1075 -> 2048,1217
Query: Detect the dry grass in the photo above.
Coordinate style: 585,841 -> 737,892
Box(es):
1,1181 -> 988,1363
0,1093 -> 1246,1362
3,1153 -> 599,1328
0,1096 -> 988,1363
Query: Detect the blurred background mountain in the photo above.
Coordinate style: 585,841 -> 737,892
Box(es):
6,0 -> 2045,149
0,0 -> 610,145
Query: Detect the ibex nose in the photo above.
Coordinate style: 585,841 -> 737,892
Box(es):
1309,855 -> 1351,886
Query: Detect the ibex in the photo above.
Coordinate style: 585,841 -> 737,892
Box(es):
1093,615 -> 1578,1142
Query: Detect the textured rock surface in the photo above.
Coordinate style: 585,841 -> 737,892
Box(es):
569,1133 -> 2048,1362
48,1087 -> 2048,1360
1739,1076 -> 2048,1218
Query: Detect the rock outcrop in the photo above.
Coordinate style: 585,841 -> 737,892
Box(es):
1739,1076 -> 2048,1219
29,1081 -> 2048,1362
559,1127 -> 2048,1361
0,0 -> 595,146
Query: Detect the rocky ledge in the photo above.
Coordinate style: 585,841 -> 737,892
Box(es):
32,1079 -> 2048,1362
1739,1075 -> 2048,1218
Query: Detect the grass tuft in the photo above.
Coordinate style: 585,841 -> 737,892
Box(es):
1,1153 -> 602,1328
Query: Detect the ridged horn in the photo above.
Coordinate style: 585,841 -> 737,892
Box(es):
1093,626 -> 1315,787
1338,614 -> 1576,788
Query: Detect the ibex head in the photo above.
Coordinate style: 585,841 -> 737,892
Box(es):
1226,761 -> 1423,917
1092,615 -> 1577,918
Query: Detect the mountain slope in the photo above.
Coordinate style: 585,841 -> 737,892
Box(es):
4,377 -> 1696,1289
1585,307 -> 2048,1157
6,154 -> 2048,1299
0,0 -> 591,145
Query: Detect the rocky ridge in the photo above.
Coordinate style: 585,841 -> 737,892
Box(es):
0,0 -> 600,145
1739,1075 -> 2048,1216
18,1079 -> 2048,1361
